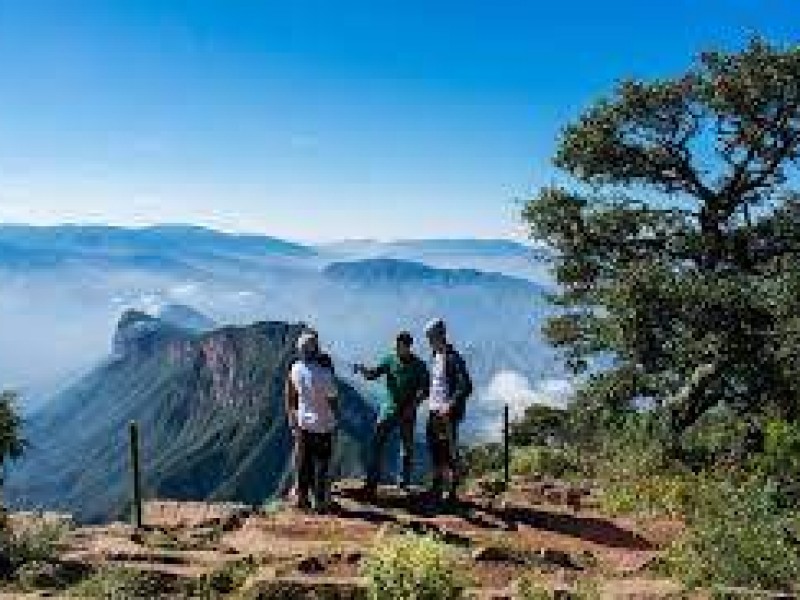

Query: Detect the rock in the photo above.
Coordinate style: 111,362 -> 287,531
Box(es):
297,555 -> 327,574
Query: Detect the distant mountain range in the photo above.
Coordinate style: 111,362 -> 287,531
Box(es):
7,311 -> 375,522
0,224 -> 547,279
0,223 -> 564,517
324,257 -> 537,291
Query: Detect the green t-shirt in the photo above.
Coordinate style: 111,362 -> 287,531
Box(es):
375,353 -> 429,419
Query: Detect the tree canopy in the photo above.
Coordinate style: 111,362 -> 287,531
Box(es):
524,39 -> 800,437
0,391 -> 24,480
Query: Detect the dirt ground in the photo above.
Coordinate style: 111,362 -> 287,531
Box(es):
2,480 -> 687,598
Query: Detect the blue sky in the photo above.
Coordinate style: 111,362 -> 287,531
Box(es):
0,1 -> 797,242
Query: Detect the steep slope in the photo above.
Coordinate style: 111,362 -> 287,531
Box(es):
7,311 -> 375,522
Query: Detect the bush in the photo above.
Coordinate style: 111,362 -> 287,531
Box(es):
191,557 -> 257,596
463,443 -> 504,480
510,446 -> 581,481
69,566 -> 175,598
665,479 -> 800,592
0,516 -> 68,573
361,533 -> 466,600
749,419 -> 800,501
516,574 -> 600,599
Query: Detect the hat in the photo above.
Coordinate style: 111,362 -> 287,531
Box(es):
424,318 -> 446,336
296,332 -> 317,352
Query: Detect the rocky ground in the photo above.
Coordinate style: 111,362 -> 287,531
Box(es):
0,479 -> 688,598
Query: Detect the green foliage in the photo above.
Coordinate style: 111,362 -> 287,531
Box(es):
510,405 -> 571,448
750,420 -> 800,489
516,574 -> 600,599
0,391 -> 24,474
188,557 -> 257,597
510,446 -> 582,481
463,443 -> 503,480
361,533 -> 466,600
68,567 -> 172,598
0,516 -> 68,574
523,38 -> 800,433
665,479 -> 800,591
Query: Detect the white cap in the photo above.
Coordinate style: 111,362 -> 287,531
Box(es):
424,318 -> 446,336
296,332 -> 317,352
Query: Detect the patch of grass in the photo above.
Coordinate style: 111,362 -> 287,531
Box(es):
361,533 -> 467,600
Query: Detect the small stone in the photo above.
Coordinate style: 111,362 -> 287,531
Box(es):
297,555 -> 326,574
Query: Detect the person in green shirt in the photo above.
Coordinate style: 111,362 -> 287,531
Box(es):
354,331 -> 430,498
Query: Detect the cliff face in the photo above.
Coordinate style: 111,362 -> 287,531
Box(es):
7,315 -> 375,523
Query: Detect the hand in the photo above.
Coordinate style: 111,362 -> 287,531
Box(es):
288,412 -> 300,434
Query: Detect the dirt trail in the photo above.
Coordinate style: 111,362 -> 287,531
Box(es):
5,481 -> 685,598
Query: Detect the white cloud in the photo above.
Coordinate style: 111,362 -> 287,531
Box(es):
464,371 -> 573,443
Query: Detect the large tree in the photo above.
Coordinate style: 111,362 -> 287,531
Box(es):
524,39 -> 800,436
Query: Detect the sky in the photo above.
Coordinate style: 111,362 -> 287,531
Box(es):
0,1 -> 797,242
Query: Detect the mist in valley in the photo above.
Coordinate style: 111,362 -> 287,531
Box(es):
0,230 -> 566,441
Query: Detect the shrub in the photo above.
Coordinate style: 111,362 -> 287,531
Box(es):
516,574 -> 600,599
0,516 -> 68,572
598,472 -> 696,518
68,566 -> 172,598
665,479 -> 800,591
188,557 -> 257,597
463,443 -> 503,480
510,446 -> 581,481
361,533 -> 466,600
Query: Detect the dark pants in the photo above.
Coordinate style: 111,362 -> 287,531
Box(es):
367,408 -> 416,488
295,429 -> 333,507
426,411 -> 461,495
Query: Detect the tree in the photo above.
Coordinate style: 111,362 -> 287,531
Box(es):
0,392 -> 23,484
523,39 -> 800,438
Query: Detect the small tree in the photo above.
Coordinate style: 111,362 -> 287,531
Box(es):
524,39 -> 800,437
0,391 -> 24,480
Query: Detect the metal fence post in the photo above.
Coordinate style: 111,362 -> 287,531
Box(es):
129,421 -> 143,529
503,404 -> 510,490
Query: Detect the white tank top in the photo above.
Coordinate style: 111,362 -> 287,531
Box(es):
291,360 -> 337,433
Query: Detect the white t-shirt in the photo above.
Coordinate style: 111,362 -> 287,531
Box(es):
428,351 -> 450,414
290,360 -> 338,433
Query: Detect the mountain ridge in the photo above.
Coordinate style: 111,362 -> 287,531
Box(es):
7,313 -> 375,523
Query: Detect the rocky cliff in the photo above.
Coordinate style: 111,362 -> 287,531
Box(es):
7,312 -> 375,522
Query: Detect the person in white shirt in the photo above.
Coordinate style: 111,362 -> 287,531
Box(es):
424,318 -> 473,505
285,331 -> 339,512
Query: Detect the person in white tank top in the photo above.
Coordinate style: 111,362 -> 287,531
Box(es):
285,332 -> 339,512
